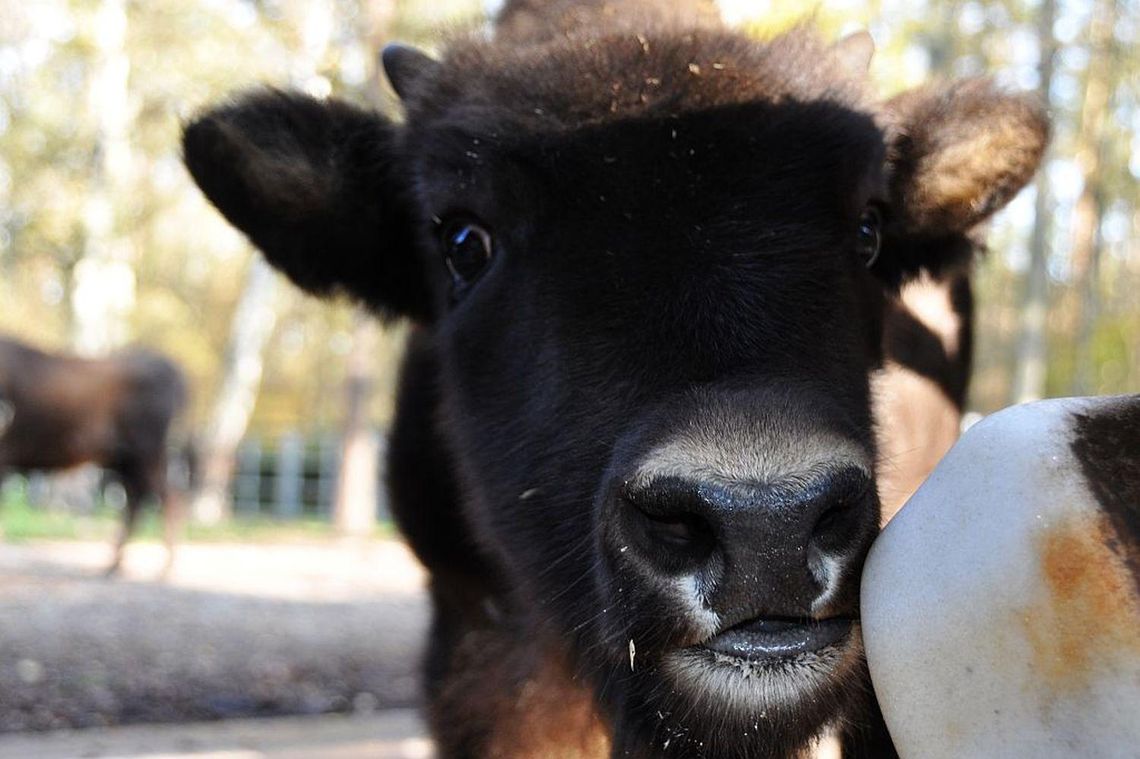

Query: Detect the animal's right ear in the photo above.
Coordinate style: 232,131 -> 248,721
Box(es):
875,79 -> 1048,286
182,90 -> 430,321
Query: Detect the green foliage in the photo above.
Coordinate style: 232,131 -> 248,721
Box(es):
1,489 -> 97,542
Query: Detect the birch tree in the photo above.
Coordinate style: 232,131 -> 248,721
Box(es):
70,0 -> 136,355
329,0 -> 400,536
333,310 -> 382,536
190,0 -> 337,523
1010,0 -> 1057,404
190,257 -> 279,523
1069,0 -> 1118,394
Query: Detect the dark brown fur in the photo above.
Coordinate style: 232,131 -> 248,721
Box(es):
1071,394 -> 1140,590
0,336 -> 187,574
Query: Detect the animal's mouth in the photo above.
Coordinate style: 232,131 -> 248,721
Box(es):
662,614 -> 863,718
700,616 -> 854,661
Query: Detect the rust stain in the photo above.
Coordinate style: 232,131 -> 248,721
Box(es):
1020,512 -> 1140,691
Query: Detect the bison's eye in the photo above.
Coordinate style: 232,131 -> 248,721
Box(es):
441,221 -> 493,291
856,207 -> 882,268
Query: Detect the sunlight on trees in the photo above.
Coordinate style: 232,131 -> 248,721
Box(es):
0,0 -> 1136,519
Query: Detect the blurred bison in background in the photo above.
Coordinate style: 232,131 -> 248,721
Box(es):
182,0 -> 1046,755
0,336 -> 187,575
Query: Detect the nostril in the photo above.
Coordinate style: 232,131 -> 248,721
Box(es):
621,481 -> 717,572
811,497 -> 852,542
639,510 -> 713,550
807,469 -> 875,554
812,502 -> 842,541
627,505 -> 716,572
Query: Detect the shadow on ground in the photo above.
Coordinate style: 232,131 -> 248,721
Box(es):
0,711 -> 433,758
0,540 -> 430,732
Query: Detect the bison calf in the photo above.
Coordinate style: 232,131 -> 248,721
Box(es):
183,1 -> 1046,756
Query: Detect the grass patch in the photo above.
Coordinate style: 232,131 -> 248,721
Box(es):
1,482 -> 396,544
1,493 -> 100,542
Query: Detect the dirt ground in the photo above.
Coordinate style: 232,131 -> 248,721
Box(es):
0,539 -> 431,734
0,710 -> 433,758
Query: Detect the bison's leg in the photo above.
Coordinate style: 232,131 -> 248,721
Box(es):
106,456 -> 171,577
144,452 -> 183,579
159,484 -> 184,578
140,451 -> 184,578
106,475 -> 144,577
0,465 -> 8,541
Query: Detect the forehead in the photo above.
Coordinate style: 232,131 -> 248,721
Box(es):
410,26 -> 875,133
404,27 -> 885,220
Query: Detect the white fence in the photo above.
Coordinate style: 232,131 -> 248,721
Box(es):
231,431 -> 390,520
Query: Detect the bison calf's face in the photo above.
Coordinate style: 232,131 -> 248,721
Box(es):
408,93 -> 889,749
184,24 -> 1046,758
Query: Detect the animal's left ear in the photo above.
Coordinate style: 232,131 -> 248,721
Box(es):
877,78 -> 1049,283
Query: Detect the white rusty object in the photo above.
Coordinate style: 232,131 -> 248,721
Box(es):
862,396 -> 1140,759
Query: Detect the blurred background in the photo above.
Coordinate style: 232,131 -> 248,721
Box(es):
0,0 -> 1135,754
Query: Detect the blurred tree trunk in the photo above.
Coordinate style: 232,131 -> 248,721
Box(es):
333,310 -> 380,536
1011,0 -> 1057,404
923,0 -> 959,72
330,0 -> 397,536
70,0 -> 136,355
190,0 -> 336,524
1069,0 -> 1118,395
191,258 -> 278,524
357,0 -> 400,105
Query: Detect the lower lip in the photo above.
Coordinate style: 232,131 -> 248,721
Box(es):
702,618 -> 853,661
